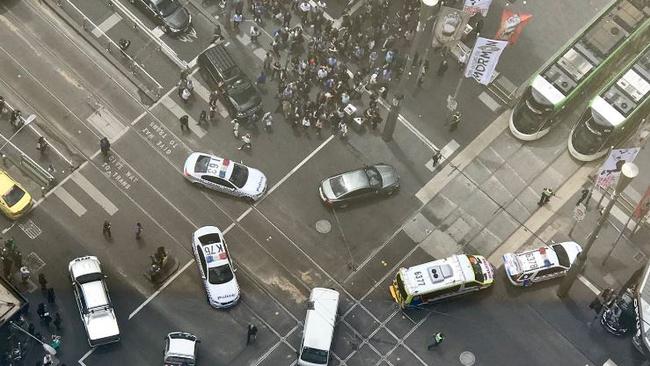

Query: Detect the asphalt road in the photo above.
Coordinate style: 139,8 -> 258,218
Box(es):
0,0 -> 644,365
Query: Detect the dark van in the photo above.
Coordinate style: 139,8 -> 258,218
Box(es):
198,43 -> 261,119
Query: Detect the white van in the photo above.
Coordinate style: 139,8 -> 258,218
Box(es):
298,288 -> 340,366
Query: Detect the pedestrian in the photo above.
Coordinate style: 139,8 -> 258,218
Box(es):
19,266 -> 30,284
589,288 -> 615,315
447,111 -> 461,131
238,133 -> 252,150
118,38 -> 131,56
437,58 -> 449,76
180,115 -> 190,131
246,323 -> 258,345
209,104 -> 218,122
263,52 -> 273,73
2,256 -> 12,279
315,118 -> 323,137
100,137 -> 111,156
432,150 -> 443,167
250,25 -> 260,43
538,188 -> 554,206
256,71 -> 267,87
37,302 -> 48,319
577,188 -> 590,206
36,137 -> 48,153
209,90 -> 220,106
233,12 -> 243,31
53,312 -> 62,331
47,288 -> 56,304
211,25 -> 223,43
232,119 -> 240,138
38,273 -> 47,290
43,354 -> 53,366
135,222 -> 143,240
427,332 -> 445,349
50,334 -> 61,350
103,220 -> 112,238
262,112 -> 273,132
198,110 -> 207,126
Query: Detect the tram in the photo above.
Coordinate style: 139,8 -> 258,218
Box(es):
568,45 -> 650,161
510,0 -> 649,141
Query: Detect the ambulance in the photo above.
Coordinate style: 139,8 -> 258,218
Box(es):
389,254 -> 494,309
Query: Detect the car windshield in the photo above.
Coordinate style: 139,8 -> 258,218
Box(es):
194,155 -> 211,173
300,347 -> 328,364
3,185 -> 25,207
552,244 -> 570,267
229,164 -> 249,188
467,255 -> 486,283
208,264 -> 234,284
329,176 -> 348,198
365,167 -> 382,188
155,0 -> 180,17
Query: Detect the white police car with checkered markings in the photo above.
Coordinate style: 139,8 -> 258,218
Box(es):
192,226 -> 240,308
183,152 -> 267,202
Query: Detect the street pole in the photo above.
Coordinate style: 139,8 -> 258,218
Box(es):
9,321 -> 57,356
557,162 -> 639,298
382,0 -> 438,142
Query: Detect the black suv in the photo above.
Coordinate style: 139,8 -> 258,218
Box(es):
601,288 -> 637,336
198,43 -> 261,119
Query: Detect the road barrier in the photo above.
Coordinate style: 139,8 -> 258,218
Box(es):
19,153 -> 56,190
46,0 -> 164,100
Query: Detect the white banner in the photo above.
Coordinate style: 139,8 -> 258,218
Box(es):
596,148 -> 640,189
464,0 -> 493,16
464,37 -> 508,85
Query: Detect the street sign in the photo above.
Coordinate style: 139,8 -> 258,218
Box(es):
446,95 -> 457,111
574,204 -> 586,222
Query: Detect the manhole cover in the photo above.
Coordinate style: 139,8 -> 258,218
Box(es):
459,351 -> 476,366
315,220 -> 331,234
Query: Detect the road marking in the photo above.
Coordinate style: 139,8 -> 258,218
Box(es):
18,220 -> 42,239
426,139 -> 459,171
253,48 -> 267,61
91,13 -> 122,38
86,106 -> 126,141
376,96 -> 439,152
487,163 -> 595,266
188,75 -> 229,118
151,26 -> 165,38
236,33 -> 251,45
71,172 -> 119,215
129,259 -> 194,319
578,274 -> 600,295
53,187 -> 87,216
416,109 -> 509,203
263,134 -> 335,199
78,348 -> 95,366
160,96 -> 206,138
478,91 -> 501,112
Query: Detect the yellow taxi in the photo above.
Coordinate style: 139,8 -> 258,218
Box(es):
0,170 -> 32,219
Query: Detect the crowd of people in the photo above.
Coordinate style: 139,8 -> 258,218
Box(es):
221,0 -> 424,141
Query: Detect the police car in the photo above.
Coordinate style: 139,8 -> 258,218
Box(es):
503,241 -> 582,287
183,152 -> 267,202
191,226 -> 240,308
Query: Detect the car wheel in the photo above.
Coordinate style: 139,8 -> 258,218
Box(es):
244,196 -> 256,204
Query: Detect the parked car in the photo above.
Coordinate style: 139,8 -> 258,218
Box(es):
197,42 -> 262,118
503,241 -> 582,286
318,164 -> 399,207
130,0 -> 192,35
601,288 -> 637,336
68,256 -> 120,346
163,331 -> 199,365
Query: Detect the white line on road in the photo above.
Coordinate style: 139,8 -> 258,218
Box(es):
53,187 -> 87,216
375,93 -> 440,152
71,172 -> 119,215
78,348 -> 94,366
160,96 -> 206,138
129,259 -> 194,319
91,13 -> 122,38
578,274 -> 600,295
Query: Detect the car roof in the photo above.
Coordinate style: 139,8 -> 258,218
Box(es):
304,288 -> 339,350
512,246 -> 559,273
336,169 -> 369,192
400,255 -> 479,295
167,334 -> 196,358
190,153 -> 235,180
81,281 -> 109,309
69,256 -> 102,279
194,226 -> 229,268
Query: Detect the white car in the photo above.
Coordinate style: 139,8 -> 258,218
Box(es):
192,226 -> 240,308
68,256 -> 120,347
183,152 -> 267,202
503,241 -> 582,286
163,331 -> 199,366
